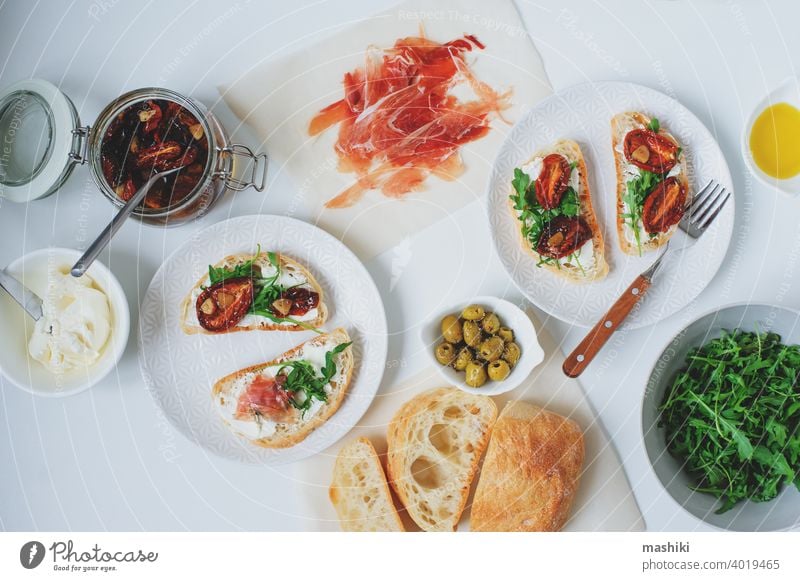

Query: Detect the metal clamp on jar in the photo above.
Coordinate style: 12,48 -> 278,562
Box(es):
0,80 -> 268,226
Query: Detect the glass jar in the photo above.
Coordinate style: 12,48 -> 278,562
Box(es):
0,79 -> 267,226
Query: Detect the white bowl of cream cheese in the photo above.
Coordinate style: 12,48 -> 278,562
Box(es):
0,248 -> 130,396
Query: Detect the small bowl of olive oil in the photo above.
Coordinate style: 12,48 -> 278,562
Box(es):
743,77 -> 800,194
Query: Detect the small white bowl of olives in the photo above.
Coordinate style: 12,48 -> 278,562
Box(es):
422,296 -> 544,396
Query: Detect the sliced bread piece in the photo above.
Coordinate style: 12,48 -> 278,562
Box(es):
212,328 -> 353,448
329,437 -> 405,532
471,401 -> 585,532
386,387 -> 497,531
509,139 -> 608,283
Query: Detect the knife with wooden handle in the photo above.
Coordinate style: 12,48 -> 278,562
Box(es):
562,243 -> 669,378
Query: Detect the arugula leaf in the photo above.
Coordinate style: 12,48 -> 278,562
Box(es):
621,169 -> 663,255
565,248 -> 586,276
511,167 -> 530,202
559,187 -> 580,217
272,342 -> 352,415
250,252 -> 283,315
321,342 -> 351,383
658,330 -> 800,513
204,247 -> 322,332
207,245 -> 262,285
250,307 -> 322,333
648,117 -> 660,132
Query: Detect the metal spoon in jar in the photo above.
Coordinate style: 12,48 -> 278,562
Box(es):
71,166 -> 184,278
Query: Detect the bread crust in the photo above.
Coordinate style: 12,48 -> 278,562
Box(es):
611,112 -> 689,255
471,401 -> 585,532
212,328 -> 353,449
329,437 -> 405,532
386,387 -> 497,532
508,139 -> 608,283
180,252 -> 328,334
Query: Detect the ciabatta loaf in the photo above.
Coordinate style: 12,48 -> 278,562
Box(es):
471,401 -> 585,532
212,328 -> 353,448
386,387 -> 497,532
329,437 -> 405,532
509,139 -> 608,283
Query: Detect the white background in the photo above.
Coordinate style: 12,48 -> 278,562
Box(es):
1,0 -> 799,532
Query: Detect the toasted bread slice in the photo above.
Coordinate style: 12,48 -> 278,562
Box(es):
509,139 -> 608,283
212,328 -> 353,449
471,401 -> 585,532
386,387 -> 497,532
329,437 -> 405,532
611,112 -> 689,255
180,251 -> 328,334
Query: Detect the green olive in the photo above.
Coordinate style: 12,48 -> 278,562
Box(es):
435,342 -> 456,366
481,312 -> 501,334
462,304 -> 485,321
488,360 -> 511,381
453,347 -> 473,372
503,342 -> 521,367
463,320 -> 482,347
441,314 -> 463,343
465,362 -> 488,388
479,336 -> 505,362
497,327 -> 515,343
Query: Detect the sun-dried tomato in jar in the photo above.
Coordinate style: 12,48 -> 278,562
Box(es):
99,99 -> 208,209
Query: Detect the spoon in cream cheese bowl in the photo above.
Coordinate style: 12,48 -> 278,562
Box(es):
71,165 -> 185,278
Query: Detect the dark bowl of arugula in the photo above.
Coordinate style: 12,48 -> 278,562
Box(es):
642,303 -> 800,530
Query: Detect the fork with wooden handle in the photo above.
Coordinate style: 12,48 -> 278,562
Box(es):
562,180 -> 731,378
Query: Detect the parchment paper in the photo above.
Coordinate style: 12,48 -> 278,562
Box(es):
220,0 -> 552,260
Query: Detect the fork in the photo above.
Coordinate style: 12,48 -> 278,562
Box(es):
562,179 -> 731,378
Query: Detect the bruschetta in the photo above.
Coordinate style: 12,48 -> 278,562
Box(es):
509,139 -> 608,283
180,249 -> 328,334
212,328 -> 354,448
611,112 -> 689,255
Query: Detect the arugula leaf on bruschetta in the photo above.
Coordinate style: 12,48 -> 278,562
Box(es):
213,328 -> 354,448
181,248 -> 328,334
612,112 -> 689,255
509,139 -> 608,283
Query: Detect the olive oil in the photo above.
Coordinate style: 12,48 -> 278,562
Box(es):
749,102 -> 800,179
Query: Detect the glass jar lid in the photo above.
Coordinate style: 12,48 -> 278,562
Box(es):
0,79 -> 83,203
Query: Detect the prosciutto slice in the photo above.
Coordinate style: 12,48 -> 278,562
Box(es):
235,375 -> 296,423
309,32 -> 511,208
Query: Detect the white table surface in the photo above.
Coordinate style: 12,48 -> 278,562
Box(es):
1,0 -> 799,532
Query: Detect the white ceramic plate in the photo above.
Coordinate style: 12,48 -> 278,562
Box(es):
138,215 -> 388,464
488,81 -> 735,329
